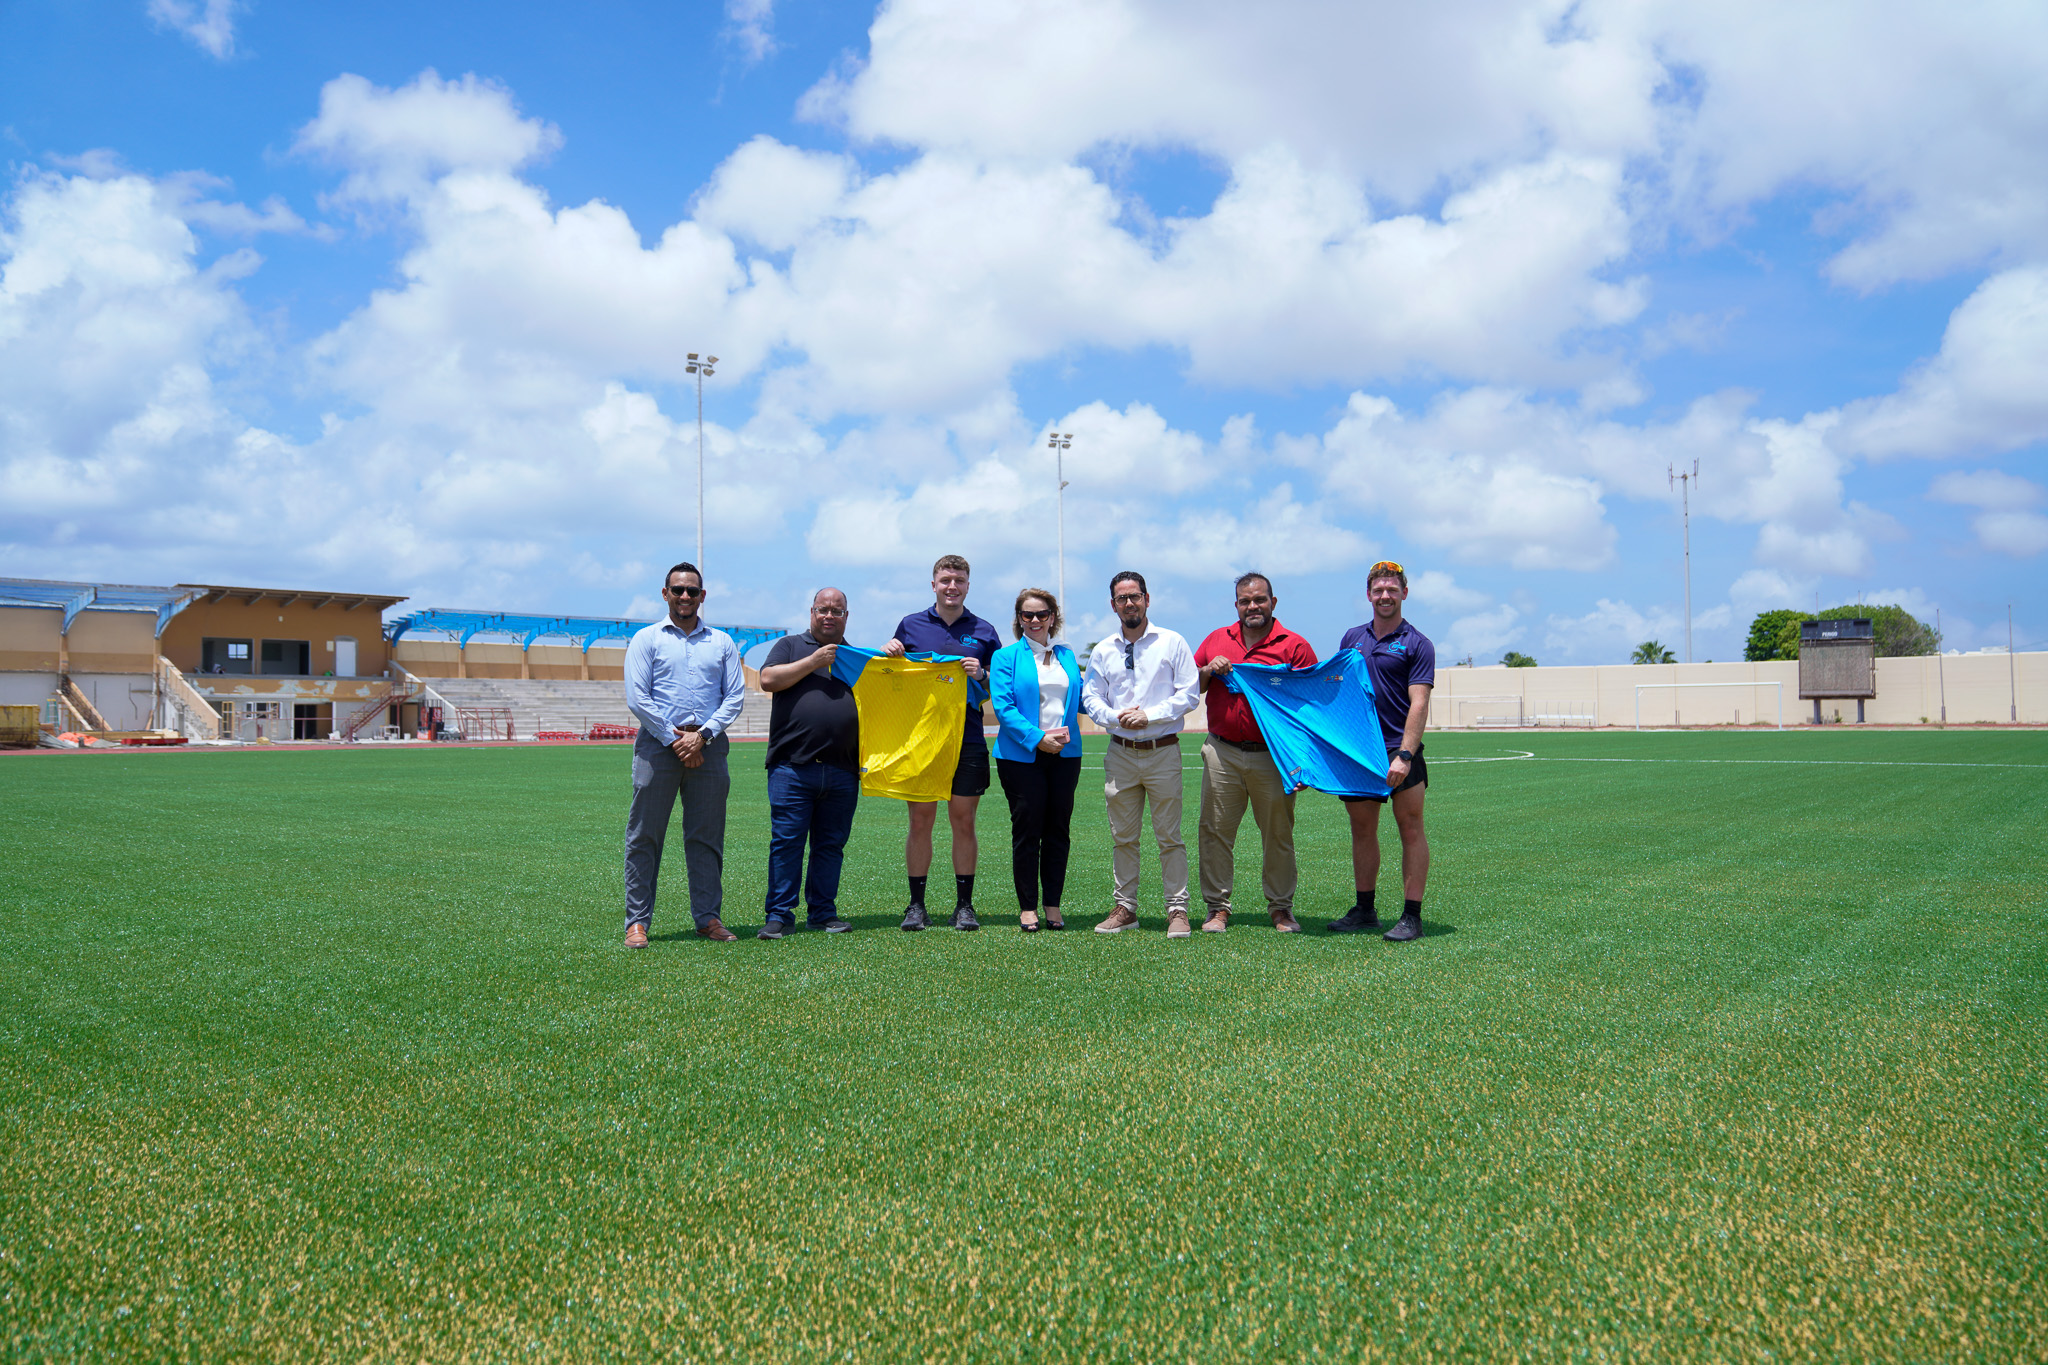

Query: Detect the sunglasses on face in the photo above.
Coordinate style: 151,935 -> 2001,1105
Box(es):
668,585 -> 704,598
1020,609 -> 1053,622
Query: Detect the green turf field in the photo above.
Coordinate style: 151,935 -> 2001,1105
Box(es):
3,730 -> 2044,1361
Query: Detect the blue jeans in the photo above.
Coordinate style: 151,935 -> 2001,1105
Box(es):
765,762 -> 860,925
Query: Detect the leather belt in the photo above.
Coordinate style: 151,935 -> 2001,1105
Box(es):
1213,735 -> 1267,752
1110,732 -> 1179,750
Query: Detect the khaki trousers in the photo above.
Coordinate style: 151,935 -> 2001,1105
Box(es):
1104,738 -> 1189,913
1197,739 -> 1297,916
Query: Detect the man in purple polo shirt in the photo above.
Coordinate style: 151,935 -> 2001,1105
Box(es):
1328,560 -> 1436,942
883,553 -> 1002,931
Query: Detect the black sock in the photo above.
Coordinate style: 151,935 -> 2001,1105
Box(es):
1354,891 -> 1376,918
955,873 -> 975,908
1402,898 -> 1422,921
908,875 -> 927,908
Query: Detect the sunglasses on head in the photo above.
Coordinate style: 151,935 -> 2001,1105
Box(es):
1369,560 -> 1405,576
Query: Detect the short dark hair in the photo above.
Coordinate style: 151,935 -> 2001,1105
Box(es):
665,561 -> 702,588
1234,572 -> 1272,598
1012,587 -> 1062,640
1110,570 -> 1147,597
932,554 -> 970,577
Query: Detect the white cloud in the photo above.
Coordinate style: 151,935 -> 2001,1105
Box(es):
1728,568 -> 1812,613
1117,485 -> 1372,580
1542,597 -> 1680,664
726,0 -> 777,63
296,71 -> 564,204
1969,511 -> 2048,557
147,0 -> 238,59
1441,605 -> 1521,663
695,137 -> 852,251
1928,468 -> 2043,508
1405,569 -> 1494,615
1834,267 -> 2048,460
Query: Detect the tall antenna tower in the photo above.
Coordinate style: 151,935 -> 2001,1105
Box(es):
1670,460 -> 1699,663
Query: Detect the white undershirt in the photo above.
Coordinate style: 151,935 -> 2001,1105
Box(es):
1031,637 -> 1066,731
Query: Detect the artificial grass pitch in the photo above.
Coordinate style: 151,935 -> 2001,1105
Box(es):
2,732 -> 2044,1361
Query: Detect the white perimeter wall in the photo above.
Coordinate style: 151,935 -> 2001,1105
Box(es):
1429,653 -> 2046,728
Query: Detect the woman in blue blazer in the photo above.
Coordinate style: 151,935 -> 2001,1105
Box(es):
990,587 -> 1084,932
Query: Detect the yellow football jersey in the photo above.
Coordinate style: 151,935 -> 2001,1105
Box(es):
850,657 -> 968,801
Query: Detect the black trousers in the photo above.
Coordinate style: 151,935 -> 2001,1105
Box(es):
996,752 -> 1082,913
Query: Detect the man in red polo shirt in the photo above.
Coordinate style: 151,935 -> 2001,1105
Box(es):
1193,572 -> 1320,934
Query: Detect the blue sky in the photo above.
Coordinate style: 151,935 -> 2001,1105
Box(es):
3,0 -> 2044,663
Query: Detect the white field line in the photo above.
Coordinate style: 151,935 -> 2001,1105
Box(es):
1530,756 -> 2048,770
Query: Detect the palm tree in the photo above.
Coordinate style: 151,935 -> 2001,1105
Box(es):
1632,640 -> 1676,665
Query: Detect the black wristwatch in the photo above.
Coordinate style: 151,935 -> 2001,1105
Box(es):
1393,748 -> 1414,763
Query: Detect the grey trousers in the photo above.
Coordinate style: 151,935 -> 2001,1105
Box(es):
624,731 -> 731,930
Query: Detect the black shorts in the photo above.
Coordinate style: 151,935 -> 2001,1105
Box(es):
1342,744 -> 1427,804
952,738 -> 991,797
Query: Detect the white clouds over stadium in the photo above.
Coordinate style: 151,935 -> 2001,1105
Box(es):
1,0 -> 2043,655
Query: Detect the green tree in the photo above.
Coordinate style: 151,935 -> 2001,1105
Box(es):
1502,651 -> 1537,668
1744,608 -> 1804,661
1631,640 -> 1675,665
1819,604 -> 1940,657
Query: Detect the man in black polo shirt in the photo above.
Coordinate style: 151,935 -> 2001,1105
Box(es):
1328,561 -> 1436,942
756,588 -> 862,938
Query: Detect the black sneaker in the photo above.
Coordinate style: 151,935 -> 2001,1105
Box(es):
757,921 -> 790,940
1326,907 -> 1380,933
816,918 -> 853,933
900,903 -> 929,931
1382,912 -> 1422,942
952,905 -> 980,931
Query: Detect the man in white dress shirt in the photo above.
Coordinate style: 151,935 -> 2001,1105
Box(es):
1081,570 -> 1202,936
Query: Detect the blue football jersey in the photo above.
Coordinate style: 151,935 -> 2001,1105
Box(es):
1223,648 -> 1391,798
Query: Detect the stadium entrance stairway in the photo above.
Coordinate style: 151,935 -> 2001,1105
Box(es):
416,676 -> 772,741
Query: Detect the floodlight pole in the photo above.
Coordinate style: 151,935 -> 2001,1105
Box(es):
1936,607 -> 1947,725
1670,460 -> 1698,663
1047,431 -> 1073,614
686,352 -> 719,571
2011,603 -> 2019,723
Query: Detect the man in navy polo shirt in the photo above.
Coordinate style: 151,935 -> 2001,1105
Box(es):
883,553 -> 1002,931
1328,560 -> 1436,942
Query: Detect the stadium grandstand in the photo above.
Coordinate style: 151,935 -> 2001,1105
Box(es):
0,576 -> 784,746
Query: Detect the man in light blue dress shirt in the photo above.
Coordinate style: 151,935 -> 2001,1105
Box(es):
621,562 -> 747,946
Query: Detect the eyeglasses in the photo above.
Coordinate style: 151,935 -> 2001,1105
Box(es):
1369,560 -> 1405,576
1019,609 -> 1053,621
1112,593 -> 1145,605
668,585 -> 704,598
813,606 -> 846,617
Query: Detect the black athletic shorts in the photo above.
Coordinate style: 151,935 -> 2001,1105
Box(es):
951,736 -> 992,797
1342,743 -> 1427,804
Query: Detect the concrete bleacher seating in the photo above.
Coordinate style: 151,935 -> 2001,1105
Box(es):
416,677 -> 773,741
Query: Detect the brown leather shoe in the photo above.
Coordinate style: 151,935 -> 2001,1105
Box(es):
1165,909 -> 1192,938
624,923 -> 649,949
1270,909 -> 1301,933
1201,909 -> 1229,933
696,919 -> 738,941
1094,907 -> 1139,934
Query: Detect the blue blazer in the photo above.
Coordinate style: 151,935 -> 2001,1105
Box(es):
990,637 -> 1083,762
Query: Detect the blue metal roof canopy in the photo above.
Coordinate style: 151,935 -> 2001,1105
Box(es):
384,608 -> 784,657
0,577 -> 206,636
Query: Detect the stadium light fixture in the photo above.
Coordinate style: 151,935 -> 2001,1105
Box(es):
1047,431 -> 1073,615
685,353 -> 718,572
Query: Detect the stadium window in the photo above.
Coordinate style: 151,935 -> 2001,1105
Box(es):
202,638 -> 254,674
261,640 -> 311,675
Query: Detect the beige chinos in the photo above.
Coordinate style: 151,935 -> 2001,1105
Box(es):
1104,739 -> 1189,914
1197,738 -> 1297,916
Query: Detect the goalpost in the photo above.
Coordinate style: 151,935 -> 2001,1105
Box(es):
1634,681 -> 1784,731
